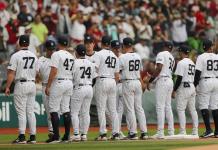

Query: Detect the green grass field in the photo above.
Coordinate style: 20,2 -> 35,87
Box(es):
0,128 -> 217,150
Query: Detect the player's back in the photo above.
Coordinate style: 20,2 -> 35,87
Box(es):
119,52 -> 142,80
51,50 -> 75,79
37,56 -> 51,83
96,49 -> 119,78
9,50 -> 37,80
156,51 -> 174,78
196,52 -> 216,78
213,54 -> 218,77
178,58 -> 195,82
72,58 -> 95,86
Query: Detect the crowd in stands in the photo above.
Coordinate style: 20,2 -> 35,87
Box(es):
0,0 -> 218,92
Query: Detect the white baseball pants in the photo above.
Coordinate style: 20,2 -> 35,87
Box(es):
197,78 -> 218,110
49,80 -> 73,114
71,85 -> 93,135
14,81 -> 36,135
95,78 -> 119,135
155,77 -> 174,136
176,83 -> 198,135
122,80 -> 147,134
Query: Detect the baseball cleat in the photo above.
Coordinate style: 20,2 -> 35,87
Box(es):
47,139 -> 61,144
140,132 -> 149,140
111,133 -> 120,140
81,134 -> 87,141
27,135 -> 36,144
47,136 -> 60,144
151,134 -> 165,139
95,134 -> 107,141
70,134 -> 81,142
200,131 -> 214,138
46,132 -> 54,143
119,132 -> 127,140
12,135 -> 27,144
61,134 -> 70,143
128,133 -> 138,140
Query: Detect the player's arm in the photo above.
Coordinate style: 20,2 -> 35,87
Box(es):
194,70 -> 201,87
149,63 -> 163,82
45,67 -> 57,96
45,53 -> 58,96
194,57 -> 202,87
115,56 -> 120,82
5,69 -> 15,96
5,55 -> 17,96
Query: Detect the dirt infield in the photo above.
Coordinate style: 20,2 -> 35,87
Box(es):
177,145 -> 218,150
0,124 -> 207,134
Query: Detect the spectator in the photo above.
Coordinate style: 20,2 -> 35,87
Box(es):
5,18 -> 18,56
134,39 -> 151,61
70,13 -> 86,46
171,12 -> 188,46
56,7 -> 71,36
152,25 -> 168,55
87,23 -> 103,45
41,6 -> 58,36
0,24 -> 9,61
31,14 -> 48,44
17,4 -> 33,26
25,25 -> 40,55
137,17 -> 153,42
0,2 -> 10,27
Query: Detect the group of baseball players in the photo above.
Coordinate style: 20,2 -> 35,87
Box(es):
5,32 -> 218,144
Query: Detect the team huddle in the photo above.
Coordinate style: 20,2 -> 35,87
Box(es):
4,33 -> 218,144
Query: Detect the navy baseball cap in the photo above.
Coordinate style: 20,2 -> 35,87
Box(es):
123,37 -> 133,46
164,41 -> 174,49
84,34 -> 94,43
19,35 -> 29,46
101,36 -> 111,45
57,35 -> 69,46
45,40 -> 56,51
203,39 -> 213,51
75,44 -> 86,56
111,40 -> 121,49
178,45 -> 190,53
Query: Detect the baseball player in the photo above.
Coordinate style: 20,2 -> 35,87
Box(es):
36,40 -> 56,142
110,40 -> 127,139
149,41 -> 175,139
45,36 -> 74,143
119,37 -> 148,140
95,36 -> 120,140
70,44 -> 95,141
84,35 -> 98,93
194,39 -> 218,138
5,35 -> 37,144
172,45 -> 198,136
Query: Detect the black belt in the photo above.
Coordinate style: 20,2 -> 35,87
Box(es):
19,79 -> 35,82
203,77 -> 213,79
123,79 -> 139,81
99,77 -> 114,79
57,78 -> 71,80
73,84 -> 92,88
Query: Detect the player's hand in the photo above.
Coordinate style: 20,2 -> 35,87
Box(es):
172,91 -> 176,99
45,86 -> 50,96
5,87 -> 10,96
